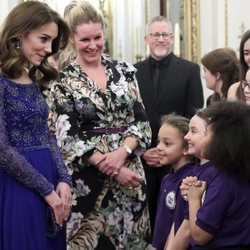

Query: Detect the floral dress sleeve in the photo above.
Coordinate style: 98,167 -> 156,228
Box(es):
111,60 -> 151,155
47,73 -> 92,172
0,81 -> 54,197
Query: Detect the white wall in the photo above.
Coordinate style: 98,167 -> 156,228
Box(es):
200,0 -> 250,57
227,0 -> 250,52
0,0 -> 19,25
0,0 -> 100,20
112,0 -> 149,63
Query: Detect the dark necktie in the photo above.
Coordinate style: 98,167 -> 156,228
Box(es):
153,61 -> 160,98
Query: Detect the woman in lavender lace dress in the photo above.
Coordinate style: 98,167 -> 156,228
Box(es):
0,2 -> 71,250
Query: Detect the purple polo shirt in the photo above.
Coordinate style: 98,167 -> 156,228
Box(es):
192,160 -> 218,184
152,162 -> 195,249
182,161 -> 218,220
190,163 -> 250,249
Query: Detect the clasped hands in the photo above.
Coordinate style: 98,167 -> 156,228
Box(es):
95,147 -> 143,189
180,176 -> 207,201
44,182 -> 72,227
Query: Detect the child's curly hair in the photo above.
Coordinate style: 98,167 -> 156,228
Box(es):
202,101 -> 250,181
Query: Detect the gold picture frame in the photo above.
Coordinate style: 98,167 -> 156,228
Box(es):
99,0 -> 113,58
184,0 -> 200,64
163,0 -> 200,64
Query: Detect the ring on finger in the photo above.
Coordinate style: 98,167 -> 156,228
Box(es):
111,171 -> 119,178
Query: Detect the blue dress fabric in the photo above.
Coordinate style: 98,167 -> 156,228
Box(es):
0,75 -> 71,250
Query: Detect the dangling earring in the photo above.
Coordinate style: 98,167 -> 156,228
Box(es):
16,37 -> 22,50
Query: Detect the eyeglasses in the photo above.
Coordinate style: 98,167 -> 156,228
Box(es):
149,32 -> 172,40
241,80 -> 250,89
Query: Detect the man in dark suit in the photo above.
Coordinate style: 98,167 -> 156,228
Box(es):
134,16 -> 204,233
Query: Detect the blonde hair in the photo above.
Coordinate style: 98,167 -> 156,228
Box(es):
58,0 -> 105,70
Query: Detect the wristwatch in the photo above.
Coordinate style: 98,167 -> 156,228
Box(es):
122,144 -> 132,155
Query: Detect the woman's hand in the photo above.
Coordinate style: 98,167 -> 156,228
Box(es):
98,147 -> 127,176
143,147 -> 161,167
56,182 -> 72,221
114,167 -> 143,188
44,190 -> 64,226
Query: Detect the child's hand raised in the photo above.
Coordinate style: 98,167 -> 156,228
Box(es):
180,176 -> 198,198
187,180 -> 206,201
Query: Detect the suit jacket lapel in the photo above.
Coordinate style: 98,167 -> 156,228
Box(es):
137,60 -> 159,109
157,55 -> 179,107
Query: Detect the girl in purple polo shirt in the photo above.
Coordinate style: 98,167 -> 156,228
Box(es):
151,114 -> 195,250
166,109 -> 214,250
180,102 -> 250,250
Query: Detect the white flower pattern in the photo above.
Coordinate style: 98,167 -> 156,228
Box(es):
55,114 -> 70,147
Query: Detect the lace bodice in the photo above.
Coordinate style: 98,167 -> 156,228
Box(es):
0,75 -> 71,196
4,78 -> 50,149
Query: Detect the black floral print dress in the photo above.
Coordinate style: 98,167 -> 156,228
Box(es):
48,57 -> 152,250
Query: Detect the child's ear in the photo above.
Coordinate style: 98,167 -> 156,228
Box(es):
215,72 -> 221,81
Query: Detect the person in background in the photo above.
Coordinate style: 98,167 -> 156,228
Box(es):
152,114 -> 194,250
228,30 -> 250,101
240,68 -> 250,105
201,48 -> 239,106
56,0 -> 78,71
180,102 -> 250,249
134,15 -> 204,232
0,2 -> 71,250
47,1 -> 151,249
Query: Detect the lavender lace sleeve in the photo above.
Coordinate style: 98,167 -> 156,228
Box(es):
48,134 -> 72,186
0,82 -> 54,197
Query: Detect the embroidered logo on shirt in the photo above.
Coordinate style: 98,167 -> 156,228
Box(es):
165,191 -> 176,209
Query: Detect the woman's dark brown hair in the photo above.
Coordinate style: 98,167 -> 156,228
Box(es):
236,30 -> 250,100
201,48 -> 240,102
0,1 -> 69,85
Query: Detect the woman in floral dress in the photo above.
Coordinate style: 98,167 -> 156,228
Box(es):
47,1 -> 151,249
